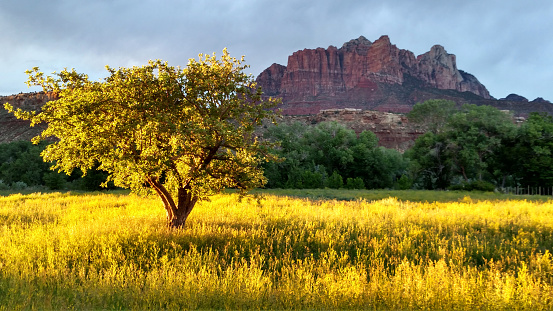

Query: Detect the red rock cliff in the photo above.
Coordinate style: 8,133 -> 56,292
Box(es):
256,35 -> 492,115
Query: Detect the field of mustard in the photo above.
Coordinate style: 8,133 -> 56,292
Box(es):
1,191 -> 552,310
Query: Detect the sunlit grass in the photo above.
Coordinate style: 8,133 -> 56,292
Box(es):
1,190 -> 552,309
254,188 -> 553,202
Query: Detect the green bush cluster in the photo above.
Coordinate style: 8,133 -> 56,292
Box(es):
262,101 -> 553,192
262,121 -> 408,189
448,180 -> 496,192
406,100 -> 553,190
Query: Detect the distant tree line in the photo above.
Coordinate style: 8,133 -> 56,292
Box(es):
0,140 -> 112,191
3,99 -> 553,192
262,121 -> 408,189
405,100 -> 553,191
262,99 -> 553,191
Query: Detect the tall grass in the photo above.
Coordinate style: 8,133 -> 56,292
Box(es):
1,191 -> 552,310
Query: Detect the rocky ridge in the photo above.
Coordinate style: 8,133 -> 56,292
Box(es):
0,92 -> 421,151
256,35 -> 551,116
2,36 -> 553,150
281,108 -> 423,151
0,92 -> 52,143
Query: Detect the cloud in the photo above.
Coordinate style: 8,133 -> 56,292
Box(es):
0,0 -> 552,100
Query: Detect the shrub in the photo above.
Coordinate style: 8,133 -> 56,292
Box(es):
396,175 -> 413,190
301,170 -> 324,189
327,171 -> 343,189
449,180 -> 495,192
43,172 -> 66,190
346,177 -> 365,189
11,181 -> 28,190
0,180 -> 9,190
467,180 -> 496,192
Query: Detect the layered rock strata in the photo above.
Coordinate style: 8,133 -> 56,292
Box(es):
281,108 -> 424,151
257,35 -> 493,115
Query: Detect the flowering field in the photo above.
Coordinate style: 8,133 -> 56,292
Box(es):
1,191 -> 552,310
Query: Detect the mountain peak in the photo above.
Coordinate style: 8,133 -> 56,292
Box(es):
341,36 -> 372,55
257,35 -> 494,114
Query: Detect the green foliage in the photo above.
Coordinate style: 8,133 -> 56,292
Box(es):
0,140 -> 50,187
0,141 -> 115,191
407,99 -> 457,134
514,113 -> 553,187
300,169 -> 325,189
42,172 -> 66,190
327,171 -> 343,189
10,181 -> 28,190
263,121 -> 406,189
446,104 -> 516,182
396,174 -> 413,190
0,180 -> 9,190
345,177 -> 365,189
5,50 -> 279,227
448,180 -> 496,192
407,102 -> 519,190
405,132 -> 453,189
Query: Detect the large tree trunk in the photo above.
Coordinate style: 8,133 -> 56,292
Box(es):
146,177 -> 198,229
170,188 -> 198,228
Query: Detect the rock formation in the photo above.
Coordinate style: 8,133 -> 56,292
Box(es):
500,94 -> 528,102
282,108 -> 424,151
256,35 -> 496,115
0,92 -> 54,143
2,37 -> 553,151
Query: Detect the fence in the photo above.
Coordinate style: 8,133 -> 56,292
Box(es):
500,186 -> 553,196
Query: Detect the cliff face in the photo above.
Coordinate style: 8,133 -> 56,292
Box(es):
282,108 -> 424,151
256,35 -> 494,115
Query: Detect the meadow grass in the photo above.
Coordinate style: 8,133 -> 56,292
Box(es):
254,188 -> 553,203
0,190 -> 552,310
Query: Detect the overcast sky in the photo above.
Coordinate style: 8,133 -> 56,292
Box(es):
1,0 -> 551,101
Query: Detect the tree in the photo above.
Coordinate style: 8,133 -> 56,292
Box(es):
5,50 -> 279,228
262,120 -> 408,189
446,104 -> 516,182
407,99 -> 457,134
262,121 -> 309,188
405,132 -> 453,189
406,103 -> 517,189
514,113 -> 553,187
302,121 -> 356,174
327,171 -> 343,189
0,141 -> 50,187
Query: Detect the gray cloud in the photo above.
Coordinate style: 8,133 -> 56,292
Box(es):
1,0 -> 551,101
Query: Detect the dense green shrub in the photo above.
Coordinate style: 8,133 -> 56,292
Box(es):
43,172 -> 66,190
346,177 -> 365,189
449,180 -> 496,192
396,174 -> 414,190
406,101 -> 553,191
262,121 -> 407,189
327,171 -> 343,189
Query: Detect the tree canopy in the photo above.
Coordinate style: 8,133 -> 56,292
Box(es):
5,50 -> 280,228
262,121 -> 407,189
406,101 -> 531,190
406,99 -> 457,134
